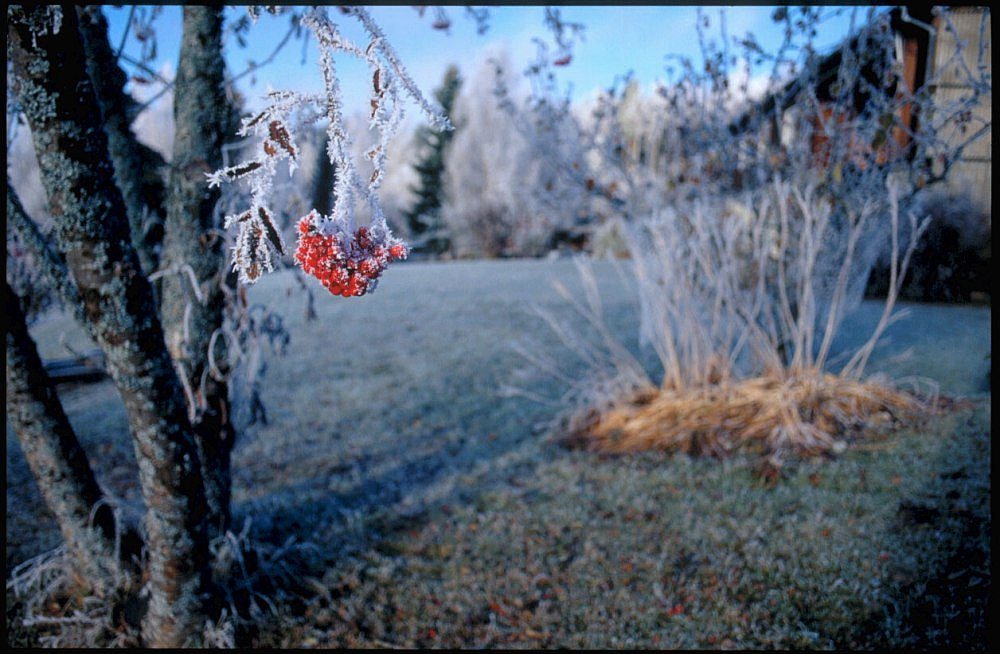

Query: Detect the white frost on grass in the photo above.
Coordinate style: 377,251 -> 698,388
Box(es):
8,261 -> 991,585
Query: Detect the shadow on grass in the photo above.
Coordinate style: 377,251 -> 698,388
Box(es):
223,400 -> 557,642
849,406 -> 991,650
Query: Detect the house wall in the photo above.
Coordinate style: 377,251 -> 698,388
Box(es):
931,7 -> 992,217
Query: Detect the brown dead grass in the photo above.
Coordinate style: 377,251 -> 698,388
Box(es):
565,370 -> 926,460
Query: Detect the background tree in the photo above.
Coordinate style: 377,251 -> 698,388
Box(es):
403,64 -> 461,255
442,50 -> 587,257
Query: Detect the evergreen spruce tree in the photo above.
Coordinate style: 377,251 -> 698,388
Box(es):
404,65 -> 461,255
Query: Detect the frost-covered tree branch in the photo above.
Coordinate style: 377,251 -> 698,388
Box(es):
208,6 -> 452,295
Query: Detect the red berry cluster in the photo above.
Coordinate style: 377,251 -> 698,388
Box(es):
294,216 -> 407,297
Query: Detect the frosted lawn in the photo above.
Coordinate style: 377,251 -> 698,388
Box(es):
7,260 -> 991,647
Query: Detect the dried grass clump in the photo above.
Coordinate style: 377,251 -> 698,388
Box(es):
6,546 -> 142,648
565,370 -> 925,461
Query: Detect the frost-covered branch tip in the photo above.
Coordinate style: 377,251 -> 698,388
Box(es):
209,6 -> 454,294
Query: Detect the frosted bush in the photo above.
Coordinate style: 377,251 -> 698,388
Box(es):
625,179 -> 928,388
511,7 -> 988,460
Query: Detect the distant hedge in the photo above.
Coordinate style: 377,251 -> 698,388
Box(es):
867,192 -> 991,304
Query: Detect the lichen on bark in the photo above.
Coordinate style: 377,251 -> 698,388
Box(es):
76,6 -> 165,279
160,5 -> 237,539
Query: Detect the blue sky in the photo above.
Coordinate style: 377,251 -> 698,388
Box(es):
104,5 -> 863,118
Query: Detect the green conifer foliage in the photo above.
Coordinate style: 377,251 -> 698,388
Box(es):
404,65 -> 461,255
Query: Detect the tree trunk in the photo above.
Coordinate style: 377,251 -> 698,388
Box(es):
5,280 -> 123,597
77,5 -> 236,538
76,5 -> 156,275
160,6 -> 236,540
7,179 -> 93,338
76,5 -> 162,278
8,7 -> 211,646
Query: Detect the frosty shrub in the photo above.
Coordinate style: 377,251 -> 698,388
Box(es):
627,180 -> 928,387
442,49 -> 589,257
867,189 -> 992,302
512,7 -> 990,463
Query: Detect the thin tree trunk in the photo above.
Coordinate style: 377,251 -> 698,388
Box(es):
77,4 -> 236,535
160,6 -> 236,540
7,179 -> 93,339
76,5 -> 162,278
5,280 -> 124,596
9,7 -> 211,646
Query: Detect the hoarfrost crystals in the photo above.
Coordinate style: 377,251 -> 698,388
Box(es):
208,6 -> 451,292
20,6 -> 63,47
